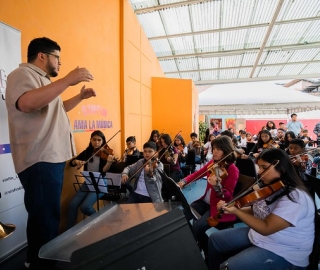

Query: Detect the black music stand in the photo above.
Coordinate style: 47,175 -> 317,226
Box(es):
74,172 -> 108,212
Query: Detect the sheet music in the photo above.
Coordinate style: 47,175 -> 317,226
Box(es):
104,172 -> 122,187
80,171 -> 108,193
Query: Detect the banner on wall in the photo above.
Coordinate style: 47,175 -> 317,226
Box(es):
0,21 -> 27,262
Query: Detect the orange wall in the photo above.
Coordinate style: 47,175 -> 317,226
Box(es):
122,1 -> 165,150
152,77 -> 199,142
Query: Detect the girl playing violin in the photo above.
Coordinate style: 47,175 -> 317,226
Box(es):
121,136 -> 140,163
173,134 -> 188,168
242,130 -> 277,159
208,148 -> 315,270
67,130 -> 115,229
187,132 -> 202,163
158,133 -> 182,182
178,136 -> 239,262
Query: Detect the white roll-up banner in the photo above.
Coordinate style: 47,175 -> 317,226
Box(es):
0,21 -> 27,262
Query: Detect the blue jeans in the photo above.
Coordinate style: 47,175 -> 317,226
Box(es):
190,200 -> 233,257
18,162 -> 66,266
208,227 -> 306,270
127,192 -> 152,203
66,181 -> 106,229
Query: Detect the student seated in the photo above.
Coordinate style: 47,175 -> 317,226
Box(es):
208,148 -> 315,270
178,136 -> 239,262
287,138 -> 312,181
121,136 -> 140,163
187,132 -> 202,163
121,141 -> 163,203
299,129 -> 314,148
67,130 -> 114,229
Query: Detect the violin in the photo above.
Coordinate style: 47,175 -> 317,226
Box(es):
208,162 -> 228,198
207,180 -> 285,227
76,130 -> 121,169
263,140 -> 280,149
176,144 -> 184,153
96,144 -> 114,160
207,160 -> 281,227
192,140 -> 201,147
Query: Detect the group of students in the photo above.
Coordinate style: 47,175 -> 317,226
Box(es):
178,131 -> 316,269
67,129 -> 201,227
67,128 -> 317,269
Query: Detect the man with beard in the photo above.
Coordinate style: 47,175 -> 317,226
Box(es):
5,37 -> 96,269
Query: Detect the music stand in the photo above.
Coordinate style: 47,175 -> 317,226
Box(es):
74,171 -> 108,212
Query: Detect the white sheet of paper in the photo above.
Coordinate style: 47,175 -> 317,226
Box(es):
80,171 -> 108,193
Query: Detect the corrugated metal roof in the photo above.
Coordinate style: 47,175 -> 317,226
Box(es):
129,0 -> 320,86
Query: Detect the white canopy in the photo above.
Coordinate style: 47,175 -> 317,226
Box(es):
199,81 -> 320,115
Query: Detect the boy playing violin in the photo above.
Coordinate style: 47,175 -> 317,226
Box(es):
288,138 -> 312,181
208,148 -> 315,270
121,141 -> 163,203
187,132 -> 202,163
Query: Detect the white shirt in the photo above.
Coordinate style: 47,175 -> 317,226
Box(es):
248,188 -> 314,267
134,169 -> 150,197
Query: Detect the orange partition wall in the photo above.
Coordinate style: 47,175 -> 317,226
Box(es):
0,0 -> 122,152
122,0 -> 165,149
0,0 -> 122,230
152,77 -> 199,141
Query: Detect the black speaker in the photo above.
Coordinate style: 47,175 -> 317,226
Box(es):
71,208 -> 207,270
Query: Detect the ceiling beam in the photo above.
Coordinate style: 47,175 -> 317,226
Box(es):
164,60 -> 320,75
133,0 -> 214,14
193,73 -> 320,85
155,41 -> 320,60
148,16 -> 320,41
249,0 -> 285,78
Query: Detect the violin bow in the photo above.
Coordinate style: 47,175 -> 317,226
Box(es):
183,150 -> 235,188
126,147 -> 163,182
76,129 -> 121,170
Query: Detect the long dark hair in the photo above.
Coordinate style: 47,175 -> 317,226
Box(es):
148,130 -> 160,142
266,121 -> 276,130
160,133 -> 172,147
284,131 -> 296,147
257,148 -> 311,203
87,130 -> 107,152
211,135 -> 236,164
257,130 -> 272,148
174,135 -> 186,147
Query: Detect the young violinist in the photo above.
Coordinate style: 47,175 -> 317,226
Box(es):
208,148 -> 315,270
187,132 -> 202,163
121,136 -> 140,163
283,130 -> 297,153
275,128 -> 286,150
66,130 -> 115,229
148,129 -> 161,150
174,134 -> 188,168
158,133 -> 182,182
178,136 -> 239,261
121,141 -> 163,203
242,130 -> 276,159
288,138 -> 312,182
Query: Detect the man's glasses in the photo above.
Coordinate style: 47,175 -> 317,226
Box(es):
43,52 -> 61,62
